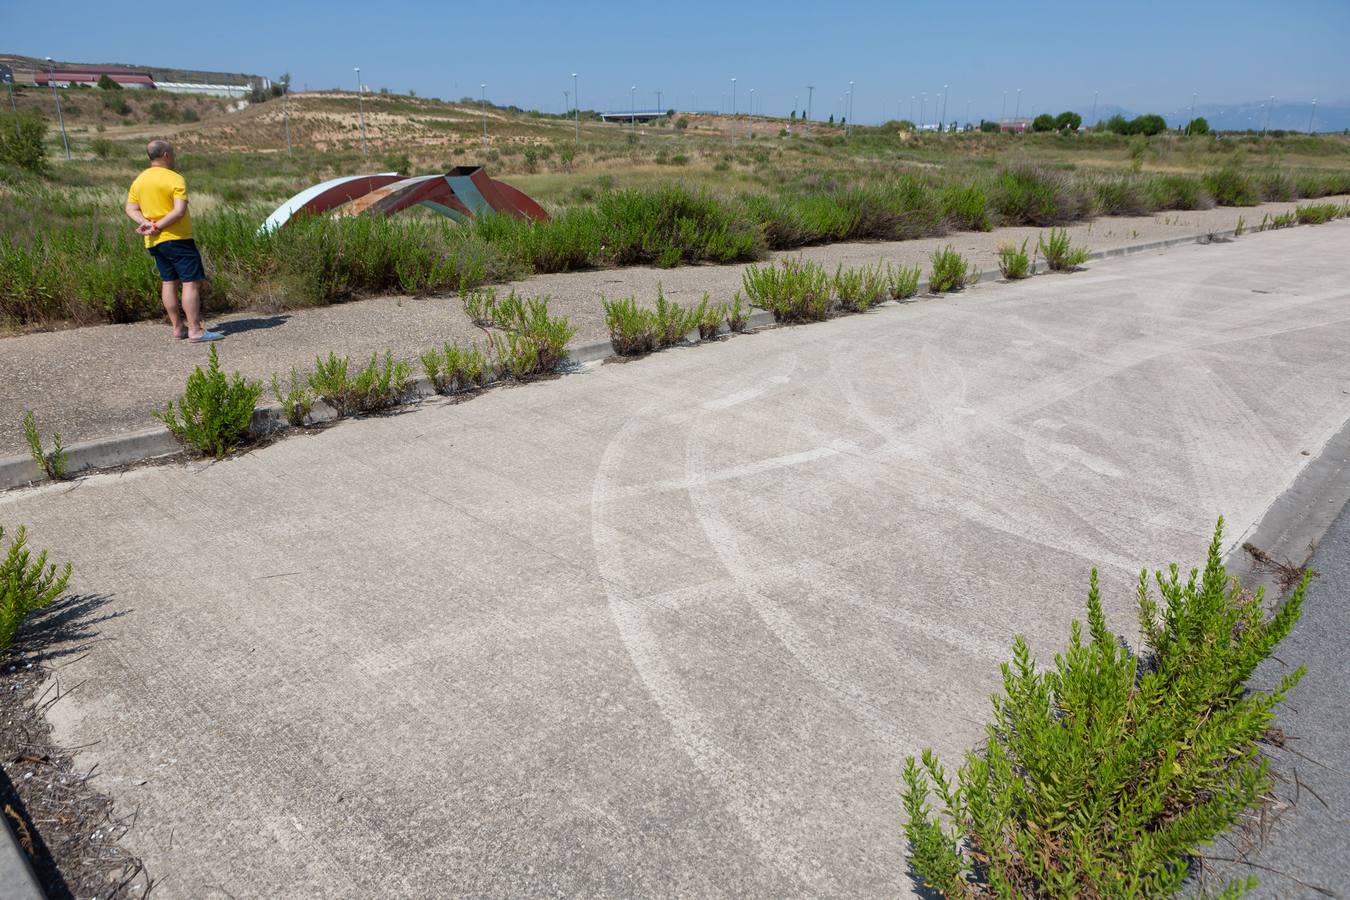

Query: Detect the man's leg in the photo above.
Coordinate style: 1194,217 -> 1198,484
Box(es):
181,280 -> 205,339
159,280 -> 186,337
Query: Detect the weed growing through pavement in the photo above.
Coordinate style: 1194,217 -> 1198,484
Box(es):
928,245 -> 977,293
833,262 -> 888,313
903,519 -> 1306,899
490,295 -> 576,374
21,411 -> 67,481
653,284 -> 697,346
742,257 -> 832,322
308,351 -> 411,417
727,292 -> 749,332
421,342 -> 490,393
0,524 -> 71,656
461,285 -> 499,326
886,263 -> 922,300
693,293 -> 727,340
270,369 -> 313,426
1234,215 -> 1246,237
997,239 -> 1033,280
603,295 -> 658,356
1294,202 -> 1340,225
155,344 -> 264,457
1037,228 -> 1091,271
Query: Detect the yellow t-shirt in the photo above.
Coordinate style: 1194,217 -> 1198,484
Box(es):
127,166 -> 193,248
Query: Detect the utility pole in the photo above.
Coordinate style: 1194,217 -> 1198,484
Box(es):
481,83 -> 488,148
5,69 -> 17,135
354,66 -> 367,157
1308,98 -> 1317,133
45,58 -> 70,160
572,73 -> 579,145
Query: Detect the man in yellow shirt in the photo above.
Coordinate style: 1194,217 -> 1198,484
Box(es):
125,140 -> 223,342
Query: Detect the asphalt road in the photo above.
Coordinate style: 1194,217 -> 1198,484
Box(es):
1,222 -> 1348,897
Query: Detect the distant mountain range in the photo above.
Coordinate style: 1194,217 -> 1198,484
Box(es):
1068,100 -> 1348,133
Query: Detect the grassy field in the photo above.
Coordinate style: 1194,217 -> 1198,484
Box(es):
3,86 -> 1350,331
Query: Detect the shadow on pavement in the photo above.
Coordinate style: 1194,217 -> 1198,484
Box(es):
215,315 -> 291,336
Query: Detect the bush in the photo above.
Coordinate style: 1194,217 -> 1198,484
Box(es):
594,186 -> 759,267
489,294 -> 575,374
903,519 -> 1305,899
1144,174 -> 1214,210
0,525 -> 72,657
421,341 -> 489,393
97,74 -> 122,91
1257,171 -> 1296,202
155,345 -> 264,457
741,257 -> 831,322
1037,227 -> 1090,271
603,295 -> 657,355
928,245 -> 976,293
383,152 -> 412,174
308,351 -> 411,416
1203,167 -> 1259,206
833,262 -> 889,313
0,112 -> 49,175
990,166 -> 1089,227
1031,114 -> 1055,133
997,239 -> 1032,279
692,293 -> 727,340
1186,116 -> 1210,135
1295,202 -> 1339,225
1128,113 -> 1168,136
102,94 -> 131,116
1054,111 -> 1082,132
22,411 -> 67,481
652,284 -> 696,346
940,184 -> 991,231
887,263 -> 922,300
89,137 -> 117,160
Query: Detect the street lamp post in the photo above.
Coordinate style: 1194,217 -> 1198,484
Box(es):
45,58 -> 70,160
847,80 -> 855,135
354,66 -> 368,157
656,89 -> 662,113
940,83 -> 948,132
480,83 -> 488,148
1263,96 -> 1273,134
749,88 -> 755,137
1014,88 -> 1022,130
1188,92 -> 1196,133
1308,98 -> 1317,134
1090,90 -> 1098,128
806,85 -> 814,122
1001,90 -> 1007,125
630,85 -> 636,127
731,77 -> 737,141
920,92 -> 926,130
572,73 -> 579,145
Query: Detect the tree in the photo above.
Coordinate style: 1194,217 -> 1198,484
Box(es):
1128,113 -> 1167,136
1105,114 -> 1130,135
1186,116 -> 1210,136
979,119 -> 1000,133
1032,113 -> 1055,132
0,111 -> 49,174
1054,110 -> 1082,132
828,113 -> 834,124
789,110 -> 796,121
96,73 -> 122,91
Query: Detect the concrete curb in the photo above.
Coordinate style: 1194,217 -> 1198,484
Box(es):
0,810 -> 45,900
0,227 -> 1269,494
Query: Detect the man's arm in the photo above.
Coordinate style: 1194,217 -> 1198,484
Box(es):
153,197 -> 189,230
124,200 -> 153,228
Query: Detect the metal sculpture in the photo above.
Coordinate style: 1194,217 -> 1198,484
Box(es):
260,166 -> 549,232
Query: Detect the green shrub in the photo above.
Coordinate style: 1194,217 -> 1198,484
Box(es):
0,525 -> 72,657
89,137 -> 118,160
653,284 -> 696,346
0,112 -> 49,175
1054,111 -> 1082,132
594,185 -> 760,267
1294,202 -> 1339,225
1031,113 -> 1055,133
692,293 -> 727,340
22,411 -> 67,480
1127,113 -> 1168,136
155,345 -> 264,457
833,262 -> 888,313
1038,228 -> 1091,271
887,263 -> 922,300
1144,174 -> 1214,210
990,167 -> 1089,226
270,369 -> 313,426
308,351 -> 411,417
1092,177 -> 1150,216
727,292 -> 749,332
903,519 -> 1305,899
997,239 -> 1032,280
1203,168 -> 1259,206
489,294 -> 575,373
1186,116 -> 1210,135
97,74 -> 122,91
603,295 -> 657,355
461,285 -> 498,326
940,184 -> 991,231
741,257 -> 831,322
928,245 -> 976,293
1257,171 -> 1296,202
422,341 -> 489,392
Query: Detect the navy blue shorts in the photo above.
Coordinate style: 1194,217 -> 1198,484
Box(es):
148,239 -> 205,283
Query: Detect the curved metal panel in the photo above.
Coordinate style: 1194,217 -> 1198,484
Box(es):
260,173 -> 402,233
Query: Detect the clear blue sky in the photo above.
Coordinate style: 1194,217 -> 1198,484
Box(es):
5,0 -> 1348,123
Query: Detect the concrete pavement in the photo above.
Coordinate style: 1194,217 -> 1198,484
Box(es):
2,223 -> 1349,897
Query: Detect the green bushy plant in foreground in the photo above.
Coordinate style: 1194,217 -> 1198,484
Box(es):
1037,228 -> 1091,271
308,351 -> 411,417
603,295 -> 658,356
489,294 -> 576,374
155,345 -> 264,457
22,411 -> 67,481
727,292 -> 749,332
0,525 -> 71,657
1202,168 -> 1259,207
997,239 -> 1033,280
834,262 -> 889,313
928,246 -> 976,293
1294,202 -> 1340,225
270,369 -> 313,426
653,284 -> 697,346
742,257 -> 832,322
421,342 -> 490,393
903,518 -> 1305,899
693,293 -> 728,340
887,263 -> 922,300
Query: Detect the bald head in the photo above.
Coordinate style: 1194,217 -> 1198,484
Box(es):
147,140 -> 174,164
